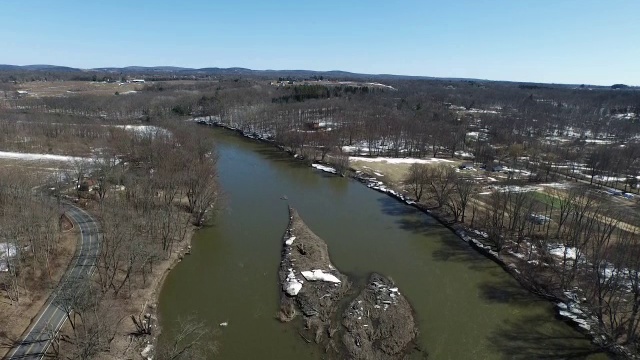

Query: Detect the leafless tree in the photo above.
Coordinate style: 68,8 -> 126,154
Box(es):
427,164 -> 456,208
483,190 -> 510,256
93,152 -> 120,202
447,175 -> 476,222
404,163 -> 429,201
327,153 -> 350,177
184,155 -> 219,226
71,159 -> 89,196
155,316 -> 217,360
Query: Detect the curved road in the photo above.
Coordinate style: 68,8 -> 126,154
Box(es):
5,204 -> 100,360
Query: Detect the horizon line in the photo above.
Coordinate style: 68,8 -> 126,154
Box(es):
1,63 -> 637,88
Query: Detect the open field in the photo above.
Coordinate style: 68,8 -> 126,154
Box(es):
350,157 -> 464,185
351,155 -> 640,236
16,81 -> 142,98
0,158 -> 71,177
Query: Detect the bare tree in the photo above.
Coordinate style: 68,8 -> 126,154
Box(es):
483,190 -> 510,256
447,175 -> 476,223
404,163 -> 429,201
93,152 -> 120,202
155,316 -> 217,360
427,164 -> 456,208
56,276 -> 96,334
71,159 -> 89,196
327,152 -> 350,177
184,155 -> 219,226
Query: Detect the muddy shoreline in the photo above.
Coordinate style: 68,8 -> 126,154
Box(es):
106,219 -> 197,360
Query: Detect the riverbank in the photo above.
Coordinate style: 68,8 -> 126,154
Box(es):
51,206 -> 197,360
109,224 -> 196,360
116,225 -> 196,360
343,170 -> 633,359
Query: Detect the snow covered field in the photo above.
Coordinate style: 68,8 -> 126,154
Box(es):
114,124 -> 168,135
349,156 -> 454,164
0,151 -> 88,162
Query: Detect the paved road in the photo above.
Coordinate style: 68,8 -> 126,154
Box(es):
4,204 -> 100,360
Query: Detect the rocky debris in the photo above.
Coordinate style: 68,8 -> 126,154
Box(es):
141,343 -> 153,359
278,207 -> 350,345
278,209 -> 422,359
342,273 -> 419,360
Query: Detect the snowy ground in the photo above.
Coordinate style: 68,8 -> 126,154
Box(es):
548,244 -> 578,260
454,150 -> 475,159
0,151 -> 89,162
349,156 -> 454,164
114,125 -> 169,136
539,182 -> 572,189
311,163 -> 337,174
491,184 -> 542,193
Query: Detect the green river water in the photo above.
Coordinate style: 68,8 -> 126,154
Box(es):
158,127 -> 609,359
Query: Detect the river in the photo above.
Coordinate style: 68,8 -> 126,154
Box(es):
158,127 -> 608,359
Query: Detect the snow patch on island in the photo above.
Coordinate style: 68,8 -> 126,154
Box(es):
0,151 -> 89,163
141,343 -> 153,359
301,269 -> 341,283
284,268 -> 303,296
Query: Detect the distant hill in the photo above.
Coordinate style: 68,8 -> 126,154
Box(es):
611,84 -> 630,90
0,65 -> 22,71
0,64 -> 435,81
93,66 -> 192,73
17,64 -> 83,72
0,64 -> 637,88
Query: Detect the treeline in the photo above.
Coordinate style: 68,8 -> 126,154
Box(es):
0,114 -> 219,358
4,76 -> 639,189
0,113 -> 129,155
6,76 -> 638,192
51,121 -> 218,358
484,187 -> 640,350
404,163 -> 640,350
0,69 -> 216,83
271,84 -> 380,103
0,172 -> 63,305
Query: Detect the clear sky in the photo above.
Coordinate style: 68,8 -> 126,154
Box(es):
1,0 -> 638,85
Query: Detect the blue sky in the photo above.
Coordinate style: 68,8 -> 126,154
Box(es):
1,0 -> 638,85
